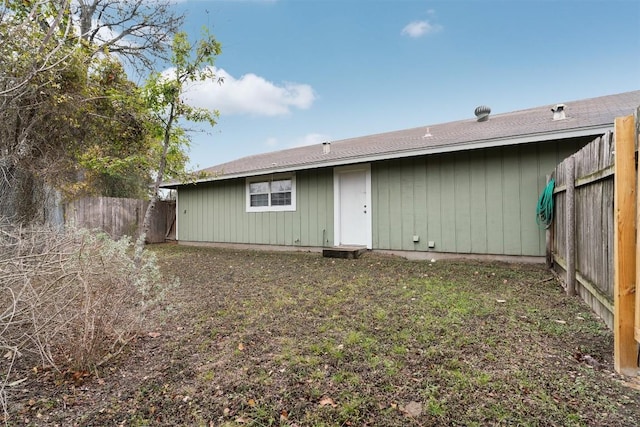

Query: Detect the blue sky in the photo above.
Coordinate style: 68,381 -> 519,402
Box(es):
172,0 -> 640,170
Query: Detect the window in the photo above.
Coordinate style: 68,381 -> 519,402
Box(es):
246,174 -> 296,212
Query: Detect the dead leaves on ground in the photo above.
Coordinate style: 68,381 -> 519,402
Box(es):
400,401 -> 423,417
318,396 -> 337,408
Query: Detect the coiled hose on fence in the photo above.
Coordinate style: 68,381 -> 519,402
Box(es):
536,179 -> 555,229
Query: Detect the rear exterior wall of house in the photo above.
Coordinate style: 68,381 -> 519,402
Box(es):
177,168 -> 334,247
372,140 -> 586,256
176,137 -> 590,256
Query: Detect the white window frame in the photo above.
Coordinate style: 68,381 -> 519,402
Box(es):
245,173 -> 297,212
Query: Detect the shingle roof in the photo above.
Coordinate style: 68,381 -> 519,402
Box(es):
166,90 -> 640,187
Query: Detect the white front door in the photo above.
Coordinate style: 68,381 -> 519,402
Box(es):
334,165 -> 372,248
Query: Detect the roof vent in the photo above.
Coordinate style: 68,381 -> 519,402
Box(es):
551,103 -> 566,120
322,141 -> 331,154
474,105 -> 491,122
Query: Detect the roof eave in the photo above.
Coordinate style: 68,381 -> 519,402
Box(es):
161,124 -> 612,189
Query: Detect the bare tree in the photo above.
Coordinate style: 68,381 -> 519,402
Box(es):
0,1 -> 77,103
74,0 -> 185,73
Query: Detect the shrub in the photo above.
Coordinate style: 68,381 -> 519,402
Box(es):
0,221 -> 176,413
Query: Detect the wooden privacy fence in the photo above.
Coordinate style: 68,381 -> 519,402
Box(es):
65,197 -> 176,243
550,109 -> 639,375
551,131 -> 615,328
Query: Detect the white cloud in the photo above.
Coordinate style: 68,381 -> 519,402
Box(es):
184,67 -> 316,117
401,20 -> 443,38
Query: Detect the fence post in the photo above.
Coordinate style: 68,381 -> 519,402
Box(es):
636,107 -> 640,345
614,114 -> 637,375
565,156 -> 576,296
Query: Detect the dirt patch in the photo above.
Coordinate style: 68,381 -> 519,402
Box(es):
6,244 -> 640,426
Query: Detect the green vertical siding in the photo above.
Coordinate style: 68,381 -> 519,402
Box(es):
413,158 -> 428,251
388,160 -> 403,249
439,156 -> 456,251
425,156 -> 442,250
400,161 -> 414,251
177,169 -> 334,246
371,138 -> 589,256
178,138 -> 589,256
519,144 -> 542,255
307,170 -> 320,246
469,150 -> 488,253
485,149 -> 504,254
501,145 -> 522,255
454,152 -> 472,253
372,164 -> 390,249
299,173 -> 310,245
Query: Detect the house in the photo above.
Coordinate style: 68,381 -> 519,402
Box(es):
162,90 -> 640,259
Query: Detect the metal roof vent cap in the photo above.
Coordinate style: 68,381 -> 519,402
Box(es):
322,141 -> 331,154
474,105 -> 491,122
551,103 -> 566,120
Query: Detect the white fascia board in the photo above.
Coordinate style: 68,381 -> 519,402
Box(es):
163,124 -> 611,188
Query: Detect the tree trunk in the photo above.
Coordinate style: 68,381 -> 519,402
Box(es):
79,1 -> 98,41
140,104 -> 175,247
141,193 -> 159,243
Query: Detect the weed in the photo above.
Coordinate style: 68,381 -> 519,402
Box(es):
373,307 -> 388,321
427,397 -> 446,417
201,370 -> 215,382
391,344 -> 407,356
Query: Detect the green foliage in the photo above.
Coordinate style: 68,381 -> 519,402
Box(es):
141,29 -> 221,234
0,3 -> 158,200
0,3 -> 223,225
143,30 -> 222,132
0,1 -> 204,207
74,57 -> 157,198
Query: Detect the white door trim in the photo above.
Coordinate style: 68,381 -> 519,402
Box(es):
333,164 -> 372,249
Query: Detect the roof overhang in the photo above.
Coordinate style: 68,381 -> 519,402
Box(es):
161,124 -> 612,189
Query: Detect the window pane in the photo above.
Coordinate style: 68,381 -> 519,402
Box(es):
271,192 -> 291,206
271,179 -> 291,192
249,182 -> 269,194
250,194 -> 269,207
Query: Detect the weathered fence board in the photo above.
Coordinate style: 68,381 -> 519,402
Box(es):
65,197 -> 175,243
554,110 -> 640,375
552,132 -> 615,329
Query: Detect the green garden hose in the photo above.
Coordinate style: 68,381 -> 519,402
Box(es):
536,179 -> 555,229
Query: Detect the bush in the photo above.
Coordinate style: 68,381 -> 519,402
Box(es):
0,222 -> 176,413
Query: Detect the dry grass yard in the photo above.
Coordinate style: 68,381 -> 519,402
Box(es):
6,244 -> 640,426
